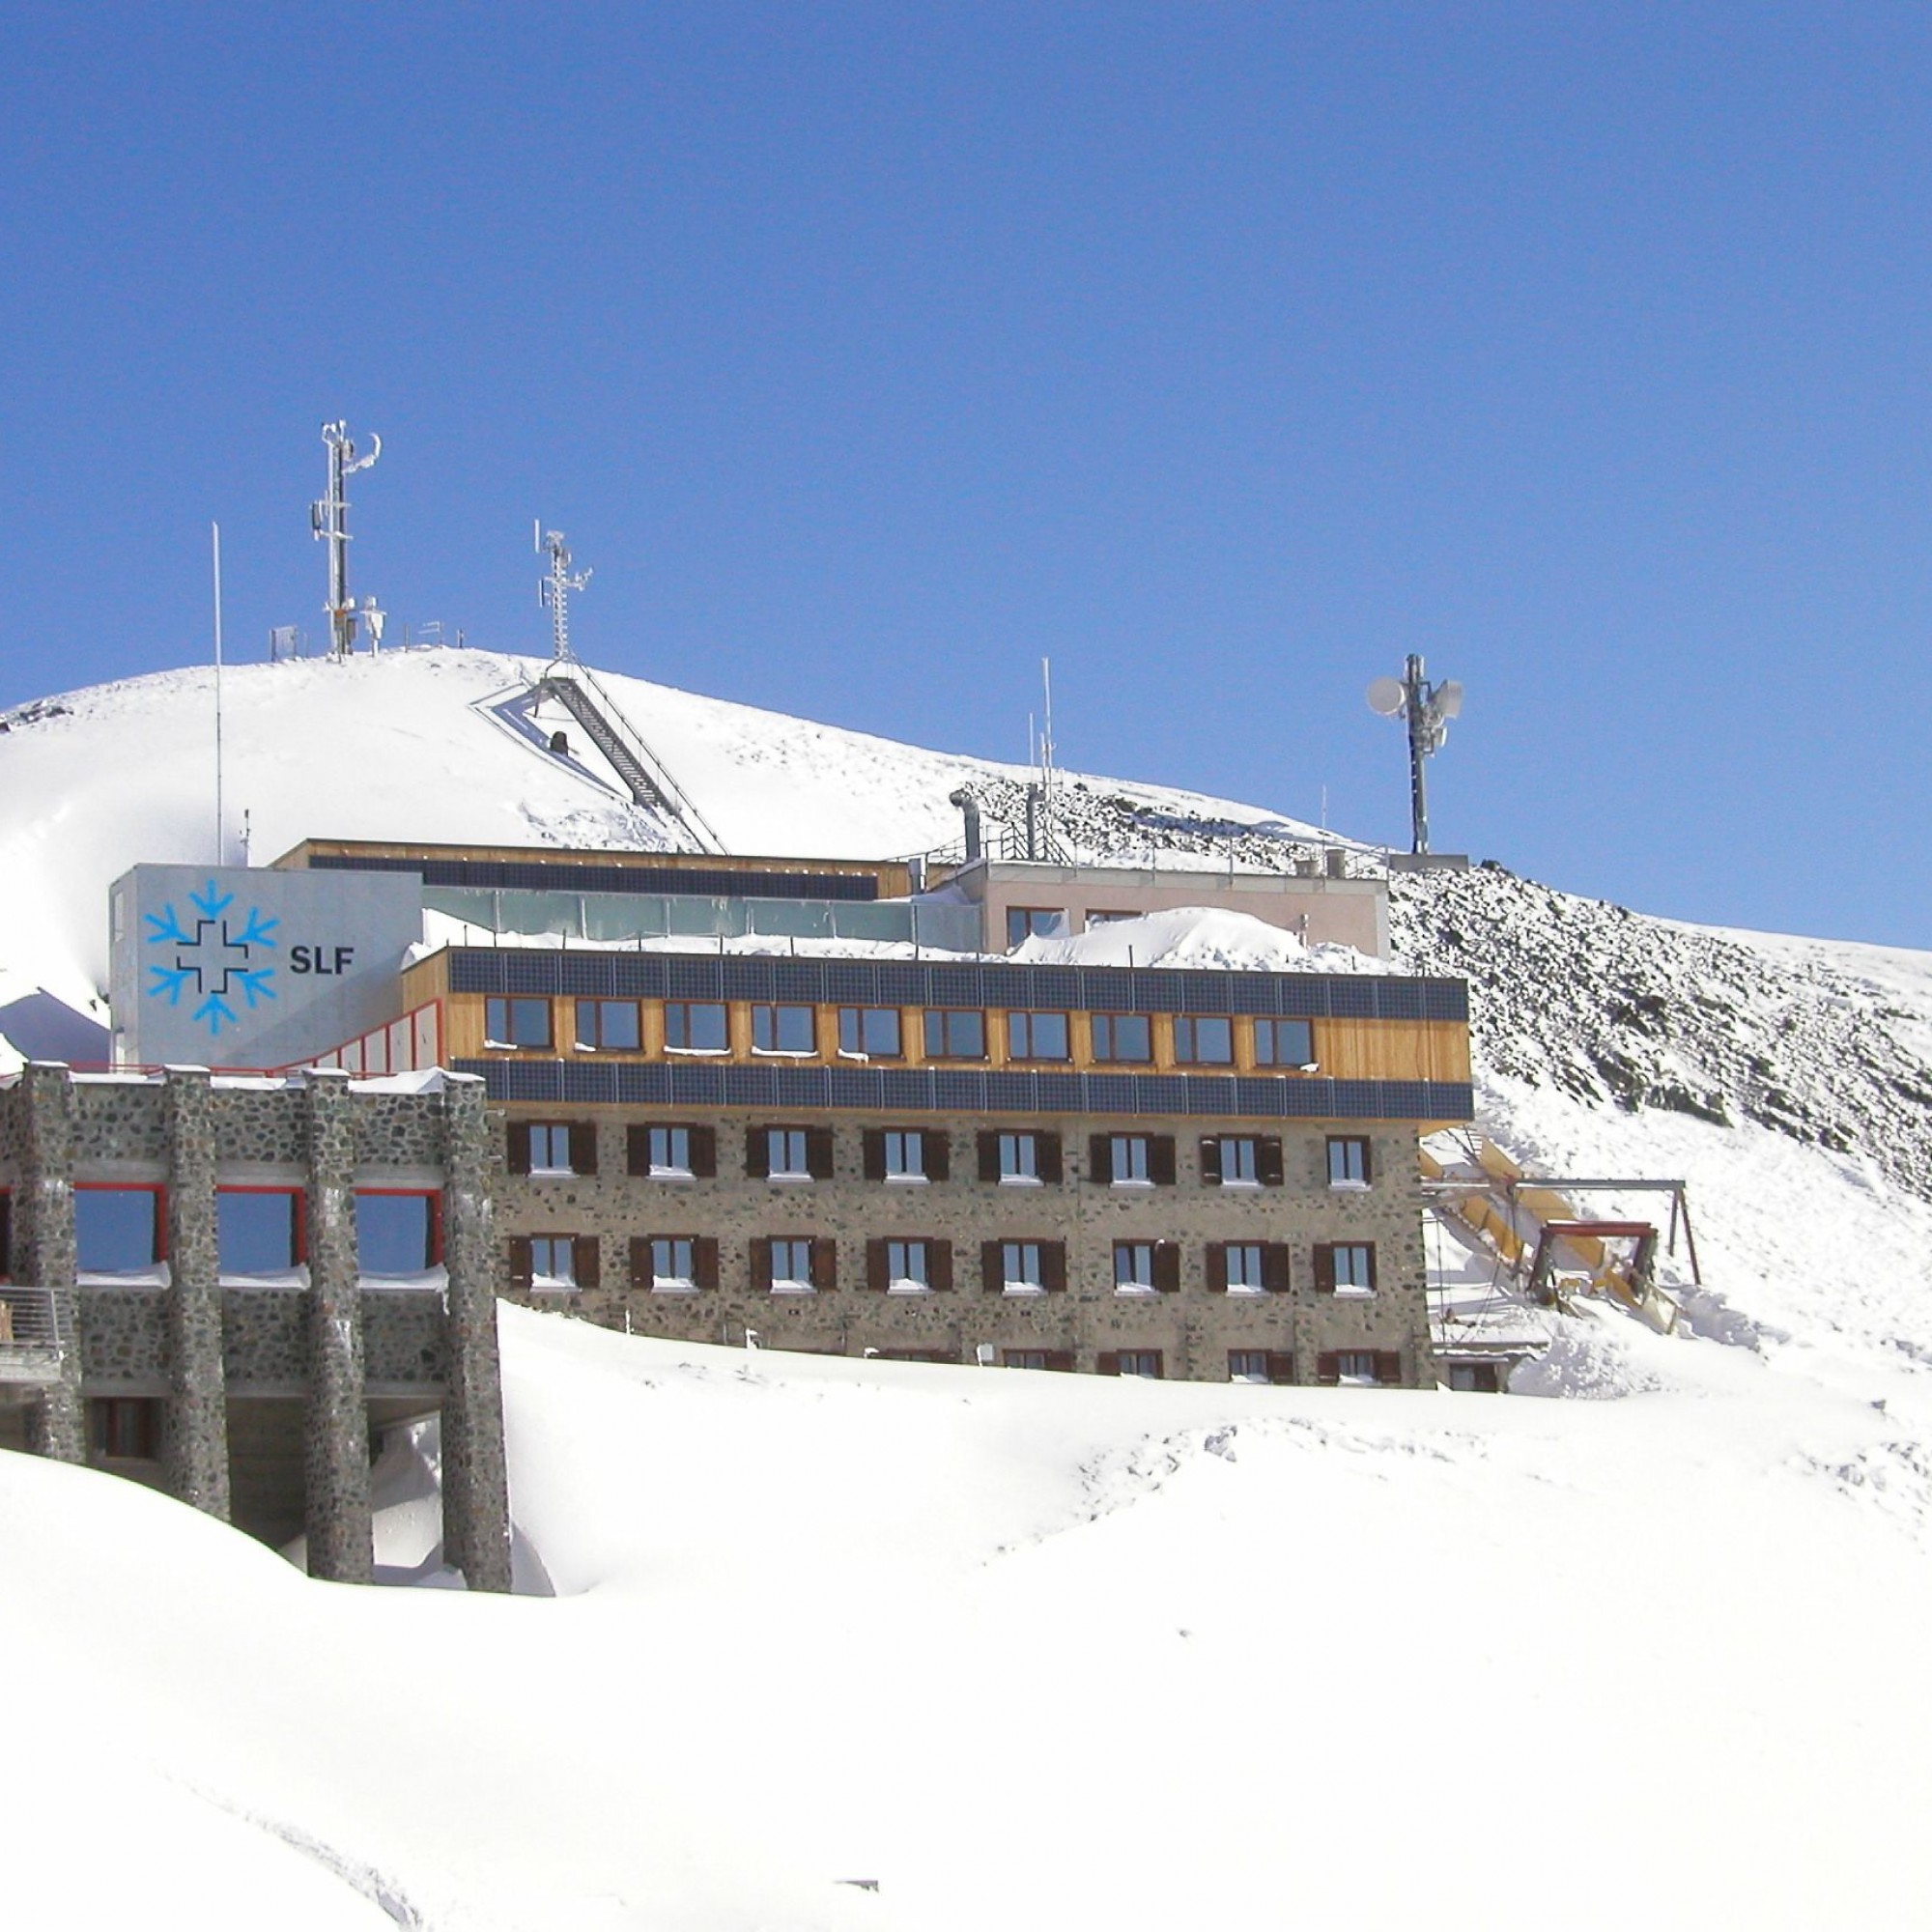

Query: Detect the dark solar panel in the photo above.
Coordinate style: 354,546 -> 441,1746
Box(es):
311,852 -> 882,900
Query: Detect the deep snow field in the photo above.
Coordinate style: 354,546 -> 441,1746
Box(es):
5,646 -> 1932,1927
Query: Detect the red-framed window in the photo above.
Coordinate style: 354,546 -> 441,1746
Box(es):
354,1189 -> 443,1275
215,1186 -> 307,1273
73,1182 -> 167,1274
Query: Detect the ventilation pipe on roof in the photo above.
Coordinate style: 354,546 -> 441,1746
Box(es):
949,787 -> 982,862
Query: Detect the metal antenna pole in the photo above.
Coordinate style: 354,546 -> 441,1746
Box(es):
212,522 -> 225,864
312,420 -> 381,660
537,525 -> 592,661
1405,652 -> 1431,856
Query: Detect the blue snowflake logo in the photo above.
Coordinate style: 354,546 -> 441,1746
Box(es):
145,878 -> 279,1038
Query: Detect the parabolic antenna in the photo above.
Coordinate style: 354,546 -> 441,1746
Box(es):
1366,676 -> 1406,717
1435,680 -> 1464,720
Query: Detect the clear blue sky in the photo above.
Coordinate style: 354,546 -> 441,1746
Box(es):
4,5 -> 1930,946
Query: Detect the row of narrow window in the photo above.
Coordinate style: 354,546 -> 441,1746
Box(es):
488,996 -> 1317,1068
6,1185 -> 441,1278
510,1123 -> 1374,1188
508,1234 -> 1378,1296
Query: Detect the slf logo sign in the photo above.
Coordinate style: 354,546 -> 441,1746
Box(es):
145,878 -> 279,1038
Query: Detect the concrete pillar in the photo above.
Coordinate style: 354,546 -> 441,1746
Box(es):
438,1074 -> 513,1593
301,1069 -> 372,1583
161,1067 -> 231,1518
18,1064 -> 85,1463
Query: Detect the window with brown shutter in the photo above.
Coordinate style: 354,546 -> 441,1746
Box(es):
506,1123 -> 532,1175
1265,1350 -> 1295,1384
1199,1137 -> 1222,1186
1262,1243 -> 1292,1294
866,1238 -> 888,1292
1312,1244 -> 1337,1293
626,1125 -> 650,1178
629,1236 -> 651,1289
689,1127 -> 717,1179
1376,1350 -> 1403,1385
694,1237 -> 719,1289
750,1240 -> 773,1291
1095,1350 -> 1121,1377
810,1237 -> 838,1290
506,1236 -> 533,1288
1088,1134 -> 1114,1183
980,1240 -> 1003,1293
928,1240 -> 953,1293
1152,1242 -> 1180,1293
1150,1137 -> 1177,1187
568,1123 -> 598,1177
1205,1243 -> 1228,1293
573,1236 -> 601,1289
925,1133 -> 950,1181
977,1131 -> 1002,1182
1037,1134 -> 1063,1183
1317,1350 -> 1340,1384
1040,1241 -> 1067,1293
1257,1138 -> 1285,1187
862,1131 -> 887,1181
807,1127 -> 836,1180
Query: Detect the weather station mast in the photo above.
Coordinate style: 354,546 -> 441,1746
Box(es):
1368,656 -> 1464,857
537,523 -> 591,660
311,420 -> 384,659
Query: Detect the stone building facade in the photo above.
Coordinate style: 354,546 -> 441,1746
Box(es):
406,946 -> 1473,1386
0,1063 -> 511,1589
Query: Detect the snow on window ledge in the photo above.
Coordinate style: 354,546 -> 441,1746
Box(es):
1110,1178 -> 1154,1191
529,1164 -> 575,1179
1218,1179 -> 1262,1191
665,1046 -> 729,1058
79,1265 -> 172,1289
1113,1283 -> 1157,1296
648,1167 -> 694,1181
884,1173 -> 927,1186
887,1281 -> 929,1295
529,1277 -> 577,1294
1328,1179 -> 1371,1193
768,1172 -> 814,1185
650,1281 -> 697,1295
752,1047 -> 817,1060
1332,1286 -> 1376,1299
1002,1283 -> 1045,1296
1225,1285 -> 1266,1297
998,1175 -> 1043,1188
770,1281 -> 815,1295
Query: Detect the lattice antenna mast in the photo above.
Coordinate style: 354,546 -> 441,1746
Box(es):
311,420 -> 382,660
537,522 -> 592,661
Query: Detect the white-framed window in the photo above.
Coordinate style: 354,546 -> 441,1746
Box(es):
1109,1134 -> 1151,1186
838,1007 -> 902,1058
887,1239 -> 929,1293
1002,1240 -> 1043,1292
530,1236 -> 576,1290
1219,1136 -> 1260,1185
999,1132 -> 1039,1183
1337,1350 -> 1379,1384
884,1130 -> 924,1181
529,1122 -> 573,1174
752,1003 -> 816,1054
1224,1242 -> 1266,1293
769,1238 -> 814,1292
1332,1243 -> 1375,1293
768,1128 -> 810,1179
651,1237 -> 696,1291
1113,1241 -> 1156,1294
1327,1136 -> 1372,1187
648,1125 -> 692,1177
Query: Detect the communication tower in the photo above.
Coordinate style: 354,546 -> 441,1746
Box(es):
311,421 -> 383,659
536,523 -> 591,661
1367,655 -> 1464,856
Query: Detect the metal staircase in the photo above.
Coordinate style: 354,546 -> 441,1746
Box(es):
534,660 -> 727,855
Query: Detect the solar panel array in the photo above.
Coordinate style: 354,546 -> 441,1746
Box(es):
446,949 -> 1468,1022
457,1057 -> 1474,1123
311,853 -> 881,901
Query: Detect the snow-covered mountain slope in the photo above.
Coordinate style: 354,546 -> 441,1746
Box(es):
0,646 -> 1322,1015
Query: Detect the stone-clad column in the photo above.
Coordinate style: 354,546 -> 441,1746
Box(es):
161,1068 -> 231,1517
439,1074 -> 513,1593
301,1069 -> 372,1583
18,1063 -> 85,1463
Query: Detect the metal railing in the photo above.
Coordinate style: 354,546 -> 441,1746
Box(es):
0,1285 -> 74,1383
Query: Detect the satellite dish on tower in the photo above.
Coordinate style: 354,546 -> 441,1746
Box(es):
1435,680 -> 1464,720
1366,676 -> 1406,717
